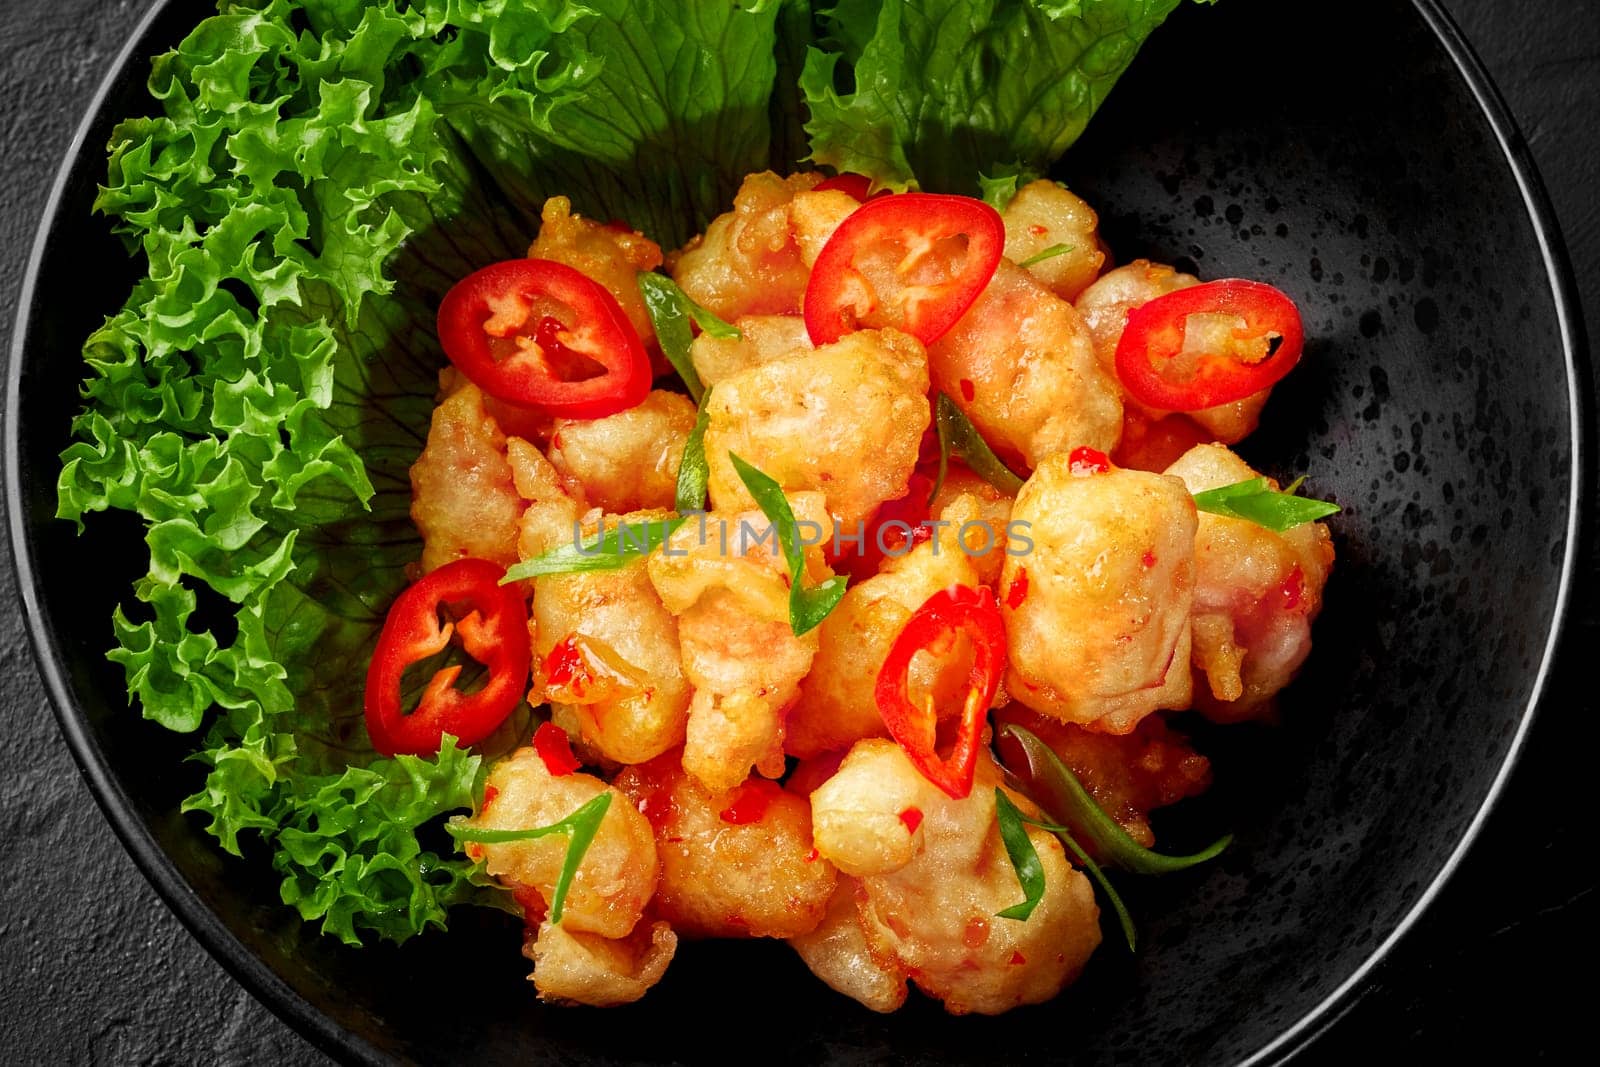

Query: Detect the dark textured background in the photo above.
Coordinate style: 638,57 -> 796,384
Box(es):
1,2 -> 1594,1063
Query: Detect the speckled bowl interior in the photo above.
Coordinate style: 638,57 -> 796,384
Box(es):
5,0 -> 1582,1063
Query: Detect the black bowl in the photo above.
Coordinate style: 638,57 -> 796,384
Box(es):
5,0 -> 1587,1063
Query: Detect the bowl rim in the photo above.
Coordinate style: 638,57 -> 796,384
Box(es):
4,0 -> 1589,1063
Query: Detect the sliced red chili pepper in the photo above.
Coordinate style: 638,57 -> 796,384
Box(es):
898,807 -> 924,835
1114,279 -> 1303,411
720,778 -> 785,824
813,173 -> 876,201
873,585 -> 1007,799
804,193 -> 1005,348
437,258 -> 651,419
363,558 -> 531,757
533,722 -> 582,777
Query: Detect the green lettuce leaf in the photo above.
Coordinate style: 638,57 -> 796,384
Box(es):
801,0 -> 1211,194
58,0 -> 574,945
270,736 -> 493,945
424,0 -> 789,248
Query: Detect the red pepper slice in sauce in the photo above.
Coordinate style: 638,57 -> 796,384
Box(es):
835,471 -> 936,584
720,778 -> 785,825
533,722 -> 582,777
804,193 -> 1005,348
437,258 -> 651,419
873,585 -> 1007,799
1113,279 -> 1304,411
542,636 -> 587,690
1005,567 -> 1029,610
1068,446 -> 1111,475
363,558 -> 531,757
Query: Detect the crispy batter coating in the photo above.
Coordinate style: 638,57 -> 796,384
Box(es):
525,919 -> 676,1007
787,495 -> 985,759
788,880 -> 909,1013
614,755 -> 837,938
1164,443 -> 1335,721
803,741 -> 1101,1015
465,747 -> 657,940
528,196 -> 664,351
926,466 -> 1016,586
994,706 -> 1211,847
930,261 -> 1122,469
508,436 -> 583,559
689,314 -> 813,388
809,739 -> 932,877
1003,455 -> 1196,734
547,390 -> 697,513
703,327 -> 930,528
669,171 -> 824,320
647,495 -> 833,791
1001,179 -> 1107,301
409,378 -> 526,574
790,188 -> 864,266
1075,260 -> 1268,444
532,509 -> 691,765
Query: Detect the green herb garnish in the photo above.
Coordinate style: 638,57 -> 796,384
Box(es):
998,724 -> 1231,877
1191,476 -> 1340,533
1017,243 -> 1075,267
728,452 -> 848,636
448,792 -> 612,925
994,787 -> 1138,950
686,300 -> 739,340
637,273 -> 738,403
928,391 -> 1027,505
994,789 -> 1047,920
502,518 -> 686,582
674,387 -> 712,514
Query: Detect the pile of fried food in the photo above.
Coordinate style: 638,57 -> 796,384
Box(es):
386,171 -> 1335,1012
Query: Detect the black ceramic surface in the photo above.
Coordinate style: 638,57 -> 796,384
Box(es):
3,0 -> 1583,1063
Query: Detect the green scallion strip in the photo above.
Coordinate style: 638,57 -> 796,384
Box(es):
993,788 -> 1139,950
674,387 -> 712,514
637,272 -> 737,403
501,518 -> 686,582
447,792 -> 612,925
728,452 -> 848,636
1017,243 -> 1075,268
928,391 -> 1027,505
998,724 -> 1231,876
1191,476 -> 1340,533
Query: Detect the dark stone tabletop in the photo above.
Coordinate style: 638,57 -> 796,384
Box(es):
1,1 -> 1594,1063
